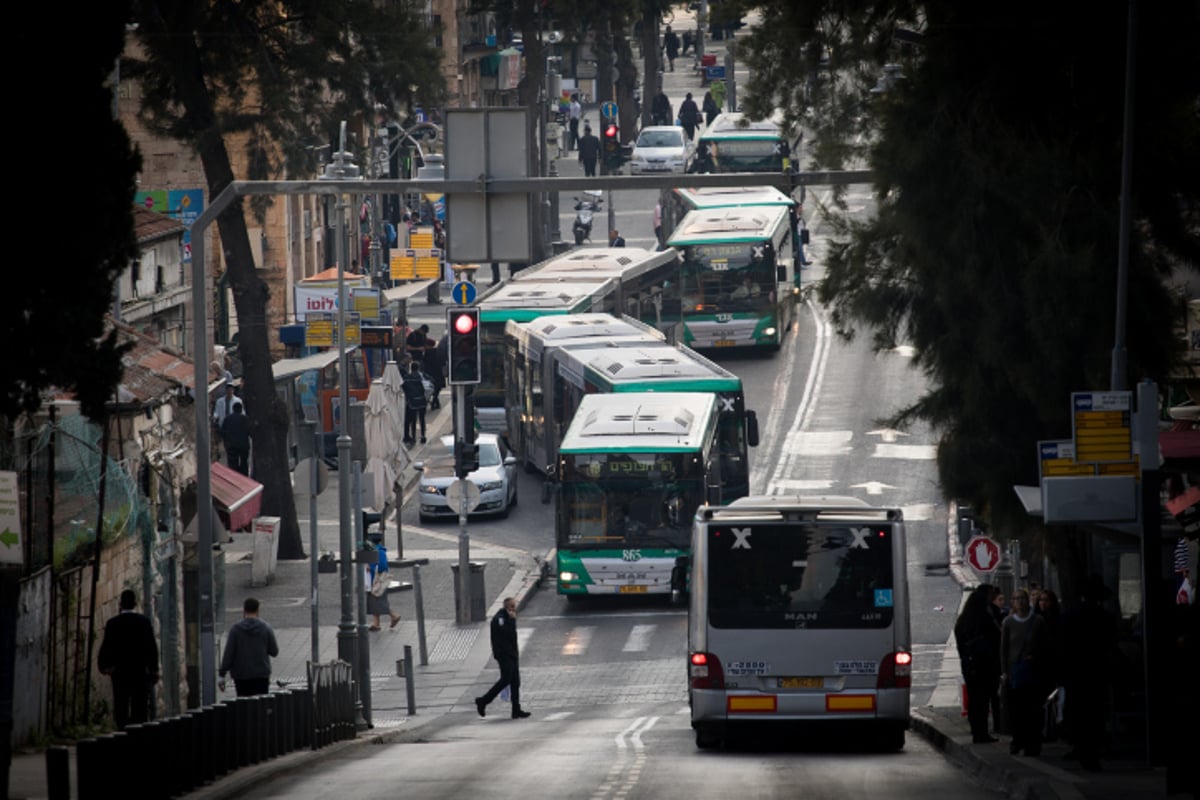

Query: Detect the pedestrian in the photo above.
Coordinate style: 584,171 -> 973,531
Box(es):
702,90 -> 719,127
221,400 -> 251,476
1000,587 -> 1051,757
1059,575 -> 1118,771
663,25 -> 679,72
681,29 -> 693,57
218,597 -> 279,697
954,584 -> 1002,743
212,382 -> 238,431
710,80 -> 726,114
475,597 -> 531,719
651,90 -> 672,127
989,588 -> 1008,732
425,334 -> 446,409
402,360 -> 429,446
406,323 -> 434,371
97,589 -> 160,731
568,94 -> 582,151
653,200 -> 663,248
366,533 -> 401,631
678,92 -> 700,141
490,261 -> 502,285
609,229 -> 626,247
577,124 -> 601,177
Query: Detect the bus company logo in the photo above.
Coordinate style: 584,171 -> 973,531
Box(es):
716,313 -> 733,323
587,462 -> 603,478
731,527 -> 752,549
621,549 -> 642,562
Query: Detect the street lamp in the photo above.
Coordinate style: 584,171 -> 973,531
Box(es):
319,120 -> 362,701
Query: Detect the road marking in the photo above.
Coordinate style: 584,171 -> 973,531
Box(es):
874,443 -> 937,459
622,624 -> 656,652
562,625 -> 595,656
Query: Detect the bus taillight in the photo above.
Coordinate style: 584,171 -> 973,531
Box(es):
877,651 -> 912,689
689,652 -> 725,690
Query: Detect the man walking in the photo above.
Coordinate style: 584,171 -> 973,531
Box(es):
679,92 -> 700,141
475,597 -> 531,719
221,400 -> 251,476
568,94 -> 582,151
577,124 -> 601,177
218,597 -> 279,697
97,589 -> 160,730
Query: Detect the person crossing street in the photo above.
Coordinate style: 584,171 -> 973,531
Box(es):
475,597 -> 531,719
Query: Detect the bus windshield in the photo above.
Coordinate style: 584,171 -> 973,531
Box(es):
681,245 -> 777,313
707,523 -> 896,630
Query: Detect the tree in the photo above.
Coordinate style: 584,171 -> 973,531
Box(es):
736,1 -> 1199,536
125,0 -> 446,558
3,2 -> 140,424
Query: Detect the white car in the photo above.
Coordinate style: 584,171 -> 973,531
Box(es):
413,433 -> 518,522
628,126 -> 693,174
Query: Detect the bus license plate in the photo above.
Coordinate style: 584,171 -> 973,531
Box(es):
619,585 -> 647,593
778,677 -> 823,689
713,340 -> 736,347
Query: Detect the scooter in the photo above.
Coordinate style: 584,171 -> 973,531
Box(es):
572,190 -> 604,245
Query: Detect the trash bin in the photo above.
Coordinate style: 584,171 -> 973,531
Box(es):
450,561 -> 487,621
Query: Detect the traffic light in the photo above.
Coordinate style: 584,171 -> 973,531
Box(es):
602,122 -> 621,172
446,307 -> 481,384
455,439 -> 480,479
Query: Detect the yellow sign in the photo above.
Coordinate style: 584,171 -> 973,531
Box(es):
390,248 -> 443,280
1071,391 -> 1133,463
1098,459 -> 1139,477
305,313 -> 335,348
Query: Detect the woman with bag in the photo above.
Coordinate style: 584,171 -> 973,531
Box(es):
1000,587 -> 1050,756
367,534 -> 400,631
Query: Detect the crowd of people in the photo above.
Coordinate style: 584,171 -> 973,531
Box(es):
953,577 -> 1119,772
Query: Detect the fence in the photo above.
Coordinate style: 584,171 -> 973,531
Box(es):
55,661 -> 354,800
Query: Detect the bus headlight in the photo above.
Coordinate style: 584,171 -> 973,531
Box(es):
762,327 -> 777,338
559,570 -> 580,582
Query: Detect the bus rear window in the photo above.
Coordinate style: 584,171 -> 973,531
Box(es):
706,523 -> 895,629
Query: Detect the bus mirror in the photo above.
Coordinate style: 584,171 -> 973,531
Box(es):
746,410 -> 760,447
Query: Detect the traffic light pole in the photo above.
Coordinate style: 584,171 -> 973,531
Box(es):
454,383 -> 472,625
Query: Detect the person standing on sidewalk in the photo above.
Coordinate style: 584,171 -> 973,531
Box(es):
475,597 -> 531,719
366,533 -> 401,631
578,124 -> 601,177
97,589 -> 160,730
678,92 -> 700,141
218,597 -> 279,697
568,94 -> 582,151
221,400 -> 252,476
402,360 -> 429,445
954,583 -> 1002,743
1000,588 -> 1050,757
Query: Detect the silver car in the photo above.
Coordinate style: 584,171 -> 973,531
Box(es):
413,433 -> 518,522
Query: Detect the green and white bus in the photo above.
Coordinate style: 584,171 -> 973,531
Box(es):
554,392 -> 722,598
660,185 -> 795,244
695,112 -> 798,174
667,205 -> 799,351
685,497 -> 912,751
505,313 -> 758,498
471,247 -> 682,435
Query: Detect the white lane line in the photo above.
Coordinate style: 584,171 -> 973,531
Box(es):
622,624 -> 656,653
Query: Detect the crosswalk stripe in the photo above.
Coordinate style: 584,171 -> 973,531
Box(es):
517,628 -> 533,653
622,624 -> 656,652
563,625 -> 595,656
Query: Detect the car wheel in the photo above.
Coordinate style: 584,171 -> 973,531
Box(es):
511,483 -> 519,507
498,501 -> 510,519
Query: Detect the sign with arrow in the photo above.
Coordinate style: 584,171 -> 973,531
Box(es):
965,535 -> 1001,573
0,471 -> 24,566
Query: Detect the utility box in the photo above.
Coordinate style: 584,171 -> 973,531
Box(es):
451,561 -> 487,621
250,516 -> 281,587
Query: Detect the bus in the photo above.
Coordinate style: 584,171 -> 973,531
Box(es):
685,496 -> 912,751
505,313 -> 759,498
667,205 -> 799,351
660,185 -> 795,244
471,247 -> 683,435
554,392 -> 722,598
503,313 -> 668,474
695,112 -> 799,174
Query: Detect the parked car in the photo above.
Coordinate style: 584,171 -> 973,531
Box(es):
628,126 -> 693,175
413,433 -> 518,521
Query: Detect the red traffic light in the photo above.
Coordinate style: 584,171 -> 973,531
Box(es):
605,124 -> 618,138
452,311 -> 477,335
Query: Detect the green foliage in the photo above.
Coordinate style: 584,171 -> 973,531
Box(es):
739,1 -> 1199,529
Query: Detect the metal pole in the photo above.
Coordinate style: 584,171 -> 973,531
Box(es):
1110,0 -> 1137,392
403,644 -> 416,715
310,428 -> 320,666
353,462 -> 371,728
607,190 -> 615,241
455,384 -> 471,625
413,563 -> 428,665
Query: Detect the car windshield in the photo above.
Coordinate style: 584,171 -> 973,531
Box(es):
637,131 -> 682,149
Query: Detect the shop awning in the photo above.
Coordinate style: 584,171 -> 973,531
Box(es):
211,461 -> 264,532
272,349 -> 345,381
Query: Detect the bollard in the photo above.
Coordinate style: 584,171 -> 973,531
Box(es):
46,745 -> 70,800
232,698 -> 251,768
212,703 -> 230,777
248,695 -> 265,764
413,563 -> 428,665
265,692 -> 279,760
179,712 -> 199,795
75,737 -> 100,800
404,644 -> 416,715
198,709 -> 216,786
295,686 -> 312,749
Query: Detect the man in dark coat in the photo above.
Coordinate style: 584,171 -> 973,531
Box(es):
577,124 -> 602,177
703,91 -> 719,127
651,90 -> 673,127
678,92 -> 700,141
663,25 -> 680,72
475,597 -> 531,719
98,589 -> 160,730
954,584 -> 1002,743
401,361 -> 429,445
220,400 -> 251,475
218,597 -> 279,697
426,334 -> 447,409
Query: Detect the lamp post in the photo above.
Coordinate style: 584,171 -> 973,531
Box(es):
319,121 -> 362,694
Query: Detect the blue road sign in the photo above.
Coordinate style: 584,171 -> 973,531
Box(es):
451,281 -> 477,305
601,101 -> 618,119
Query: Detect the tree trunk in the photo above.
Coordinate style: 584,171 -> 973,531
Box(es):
641,5 -> 659,131
613,30 -> 639,143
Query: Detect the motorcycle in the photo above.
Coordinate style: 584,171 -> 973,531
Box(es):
572,190 -> 604,245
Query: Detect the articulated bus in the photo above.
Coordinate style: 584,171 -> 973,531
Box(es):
667,205 -> 799,351
471,247 -> 683,435
505,312 -> 759,498
660,185 -> 795,245
695,112 -> 799,174
554,392 -> 722,599
685,497 -> 912,751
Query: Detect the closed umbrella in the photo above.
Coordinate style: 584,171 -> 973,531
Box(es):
363,380 -> 399,510
381,360 -> 407,446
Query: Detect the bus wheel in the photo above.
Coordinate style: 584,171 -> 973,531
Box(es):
876,724 -> 906,752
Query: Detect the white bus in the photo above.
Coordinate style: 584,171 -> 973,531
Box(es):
684,496 -> 912,750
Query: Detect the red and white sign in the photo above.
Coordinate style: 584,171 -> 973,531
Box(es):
965,535 -> 1002,573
